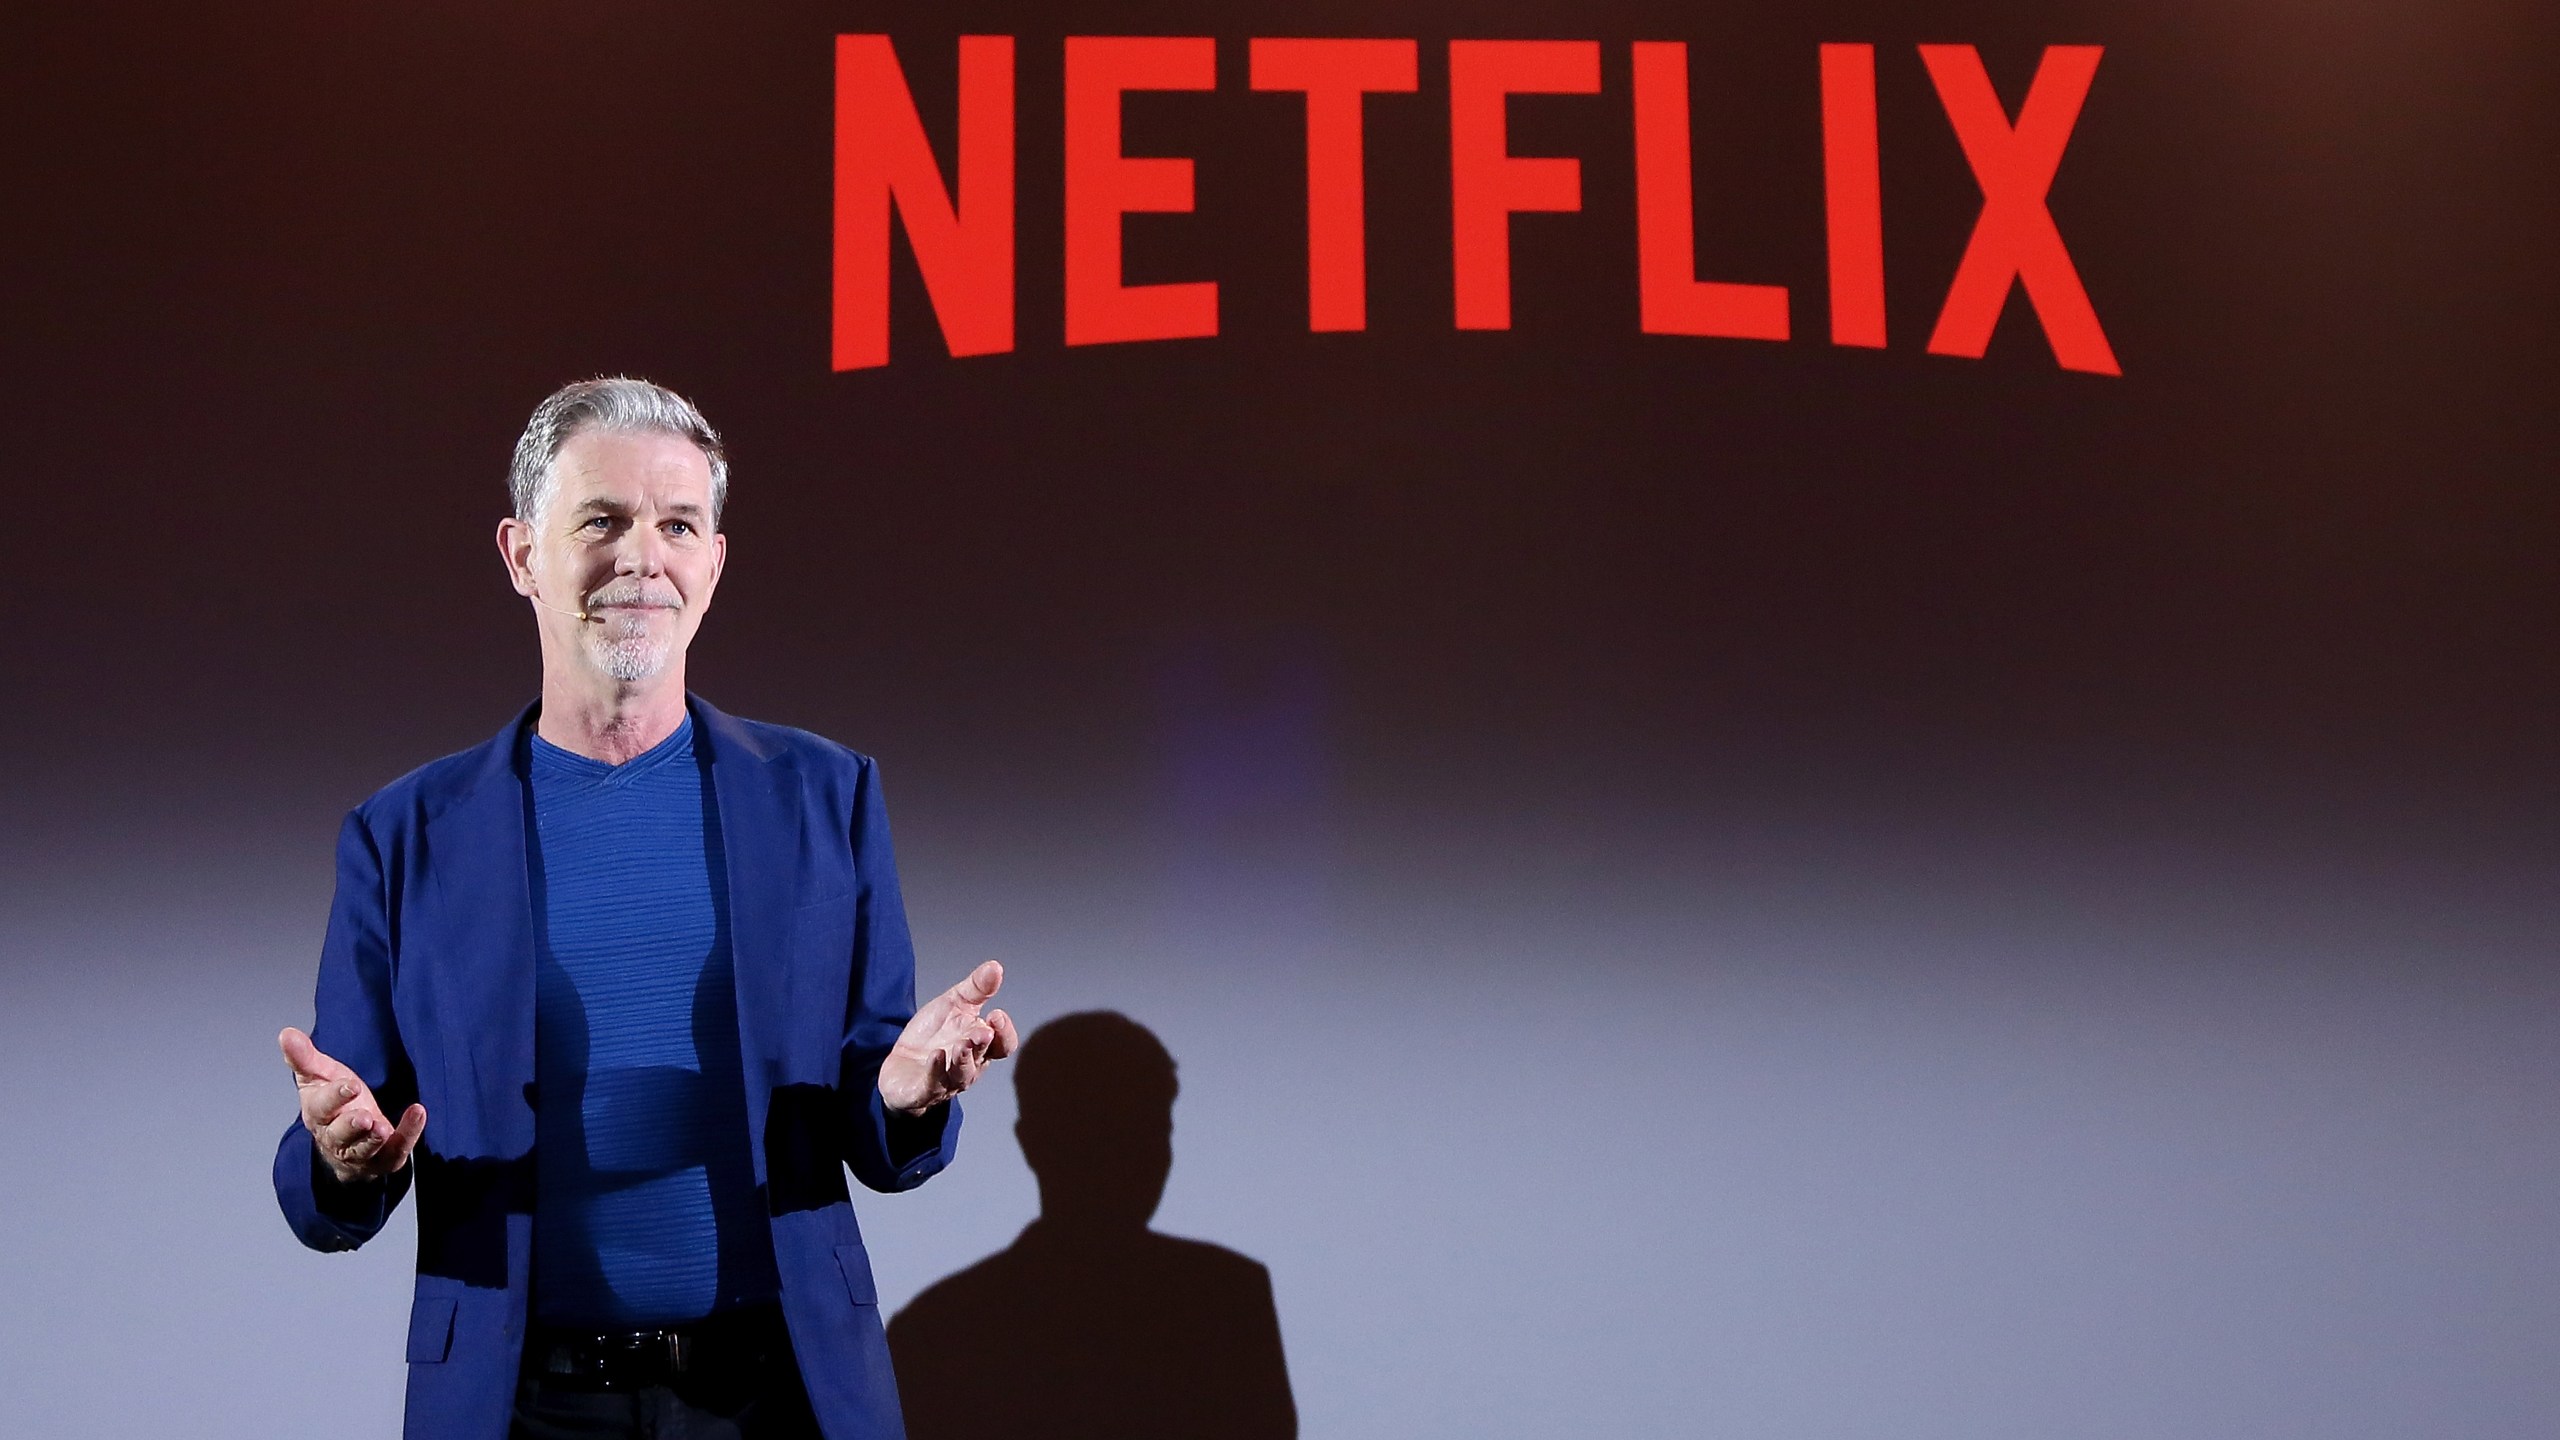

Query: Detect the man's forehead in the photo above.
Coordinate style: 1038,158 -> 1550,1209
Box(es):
558,486 -> 712,516
553,429 -> 715,509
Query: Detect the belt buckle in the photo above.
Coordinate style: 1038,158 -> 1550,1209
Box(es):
615,1329 -> 681,1385
530,1320 -> 707,1391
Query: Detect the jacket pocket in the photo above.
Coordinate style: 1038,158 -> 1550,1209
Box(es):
833,1243 -> 879,1307
405,1295 -> 457,1363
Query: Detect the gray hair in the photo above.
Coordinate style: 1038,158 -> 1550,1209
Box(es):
507,376 -> 729,527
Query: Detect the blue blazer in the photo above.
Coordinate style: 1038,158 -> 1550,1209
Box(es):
273,694 -> 959,1440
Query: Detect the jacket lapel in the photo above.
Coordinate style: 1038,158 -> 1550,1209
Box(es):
693,693 -> 794,1173
422,702 -> 541,1155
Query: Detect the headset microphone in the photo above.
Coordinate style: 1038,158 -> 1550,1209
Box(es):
527,592 -> 591,623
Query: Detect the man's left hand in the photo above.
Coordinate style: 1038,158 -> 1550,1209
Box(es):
880,960 -> 1019,1115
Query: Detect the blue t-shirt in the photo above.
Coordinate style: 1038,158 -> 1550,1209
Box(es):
526,712 -> 778,1326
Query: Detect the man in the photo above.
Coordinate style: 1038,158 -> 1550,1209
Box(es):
272,376 -> 1017,1440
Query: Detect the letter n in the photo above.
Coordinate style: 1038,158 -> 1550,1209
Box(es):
833,35 -> 1015,371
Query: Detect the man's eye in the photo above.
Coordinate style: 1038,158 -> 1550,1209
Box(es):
667,521 -> 693,537
582,517 -> 610,530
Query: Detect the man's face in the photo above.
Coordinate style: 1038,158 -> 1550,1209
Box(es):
501,427 -> 726,684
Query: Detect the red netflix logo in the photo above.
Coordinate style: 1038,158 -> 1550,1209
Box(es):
832,36 -> 2120,376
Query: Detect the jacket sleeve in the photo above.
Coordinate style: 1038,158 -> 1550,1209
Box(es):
273,807 -> 419,1250
838,754 -> 961,1193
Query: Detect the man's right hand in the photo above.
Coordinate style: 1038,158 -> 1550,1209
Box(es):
280,1027 -> 426,1186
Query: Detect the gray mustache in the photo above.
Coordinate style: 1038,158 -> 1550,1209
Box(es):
584,585 -> 681,609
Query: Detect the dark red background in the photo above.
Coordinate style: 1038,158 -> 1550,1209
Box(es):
3,3 -> 2553,1435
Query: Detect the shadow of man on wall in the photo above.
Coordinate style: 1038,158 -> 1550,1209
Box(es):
887,1011 -> 1296,1439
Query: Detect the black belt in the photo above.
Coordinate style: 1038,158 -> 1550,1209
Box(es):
524,1301 -> 791,1393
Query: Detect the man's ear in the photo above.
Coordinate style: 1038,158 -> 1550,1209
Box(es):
495,515 -> 537,597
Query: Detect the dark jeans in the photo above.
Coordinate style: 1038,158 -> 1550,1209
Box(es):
509,1307 -> 822,1440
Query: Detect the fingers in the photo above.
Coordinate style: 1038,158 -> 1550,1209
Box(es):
879,962 -> 1017,1111
375,1103 -> 428,1172
282,1032 -> 419,1179
304,1078 -> 361,1127
320,1098 -> 424,1177
319,1113 -> 381,1178
279,1027 -> 347,1085
949,959 -> 1004,1007
936,1028 -> 977,1078
283,1029 -> 394,1140
322,1099 -> 387,1156
288,1050 -> 364,1133
936,1011 -> 1013,1090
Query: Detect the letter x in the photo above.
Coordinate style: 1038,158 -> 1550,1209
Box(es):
1920,44 -> 2119,375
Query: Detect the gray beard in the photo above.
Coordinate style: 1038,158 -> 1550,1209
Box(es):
586,620 -> 672,682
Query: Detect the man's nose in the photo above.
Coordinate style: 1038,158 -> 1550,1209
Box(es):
612,524 -> 668,577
